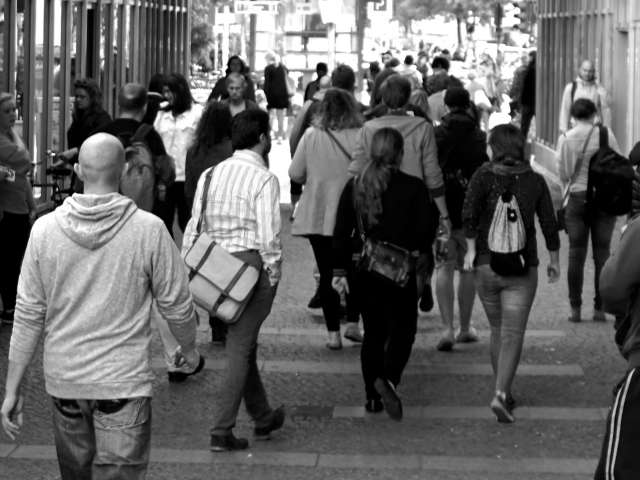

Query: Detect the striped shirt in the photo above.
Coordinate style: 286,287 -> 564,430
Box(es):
182,149 -> 282,285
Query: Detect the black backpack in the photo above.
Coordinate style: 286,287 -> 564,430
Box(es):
587,125 -> 634,216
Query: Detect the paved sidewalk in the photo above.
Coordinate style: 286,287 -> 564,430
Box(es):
0,156 -> 628,479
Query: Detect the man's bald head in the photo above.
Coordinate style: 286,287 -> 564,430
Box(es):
118,83 -> 147,115
76,133 -> 125,192
318,75 -> 331,90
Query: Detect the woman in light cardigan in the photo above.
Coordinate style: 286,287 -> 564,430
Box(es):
289,88 -> 363,350
0,92 -> 36,324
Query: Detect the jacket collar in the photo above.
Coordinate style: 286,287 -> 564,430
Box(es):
232,149 -> 267,169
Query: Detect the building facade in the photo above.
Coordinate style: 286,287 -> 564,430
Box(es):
535,0 -> 640,173
0,0 -> 191,209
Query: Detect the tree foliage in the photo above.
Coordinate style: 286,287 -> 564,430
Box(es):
393,0 -> 496,32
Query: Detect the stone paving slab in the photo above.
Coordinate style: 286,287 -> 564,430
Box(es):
331,405 -> 608,421
151,358 -> 584,376
0,444 -> 597,475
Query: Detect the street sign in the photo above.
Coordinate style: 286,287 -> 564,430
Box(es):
373,0 -> 387,12
234,0 -> 279,15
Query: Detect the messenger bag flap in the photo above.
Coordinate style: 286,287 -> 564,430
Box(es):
184,232 -> 261,303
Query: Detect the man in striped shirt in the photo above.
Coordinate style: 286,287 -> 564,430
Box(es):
182,109 -> 284,452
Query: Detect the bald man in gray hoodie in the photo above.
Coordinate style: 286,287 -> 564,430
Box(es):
1,133 -> 202,479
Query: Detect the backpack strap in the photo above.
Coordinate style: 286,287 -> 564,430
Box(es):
598,124 -> 608,149
324,128 -> 352,162
570,81 -> 577,102
131,123 -> 153,144
196,167 -> 215,234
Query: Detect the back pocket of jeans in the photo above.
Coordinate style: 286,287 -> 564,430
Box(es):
94,397 -> 150,430
52,398 -> 83,419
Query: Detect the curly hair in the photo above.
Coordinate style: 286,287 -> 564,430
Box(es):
355,127 -> 404,227
73,78 -> 104,117
191,101 -> 232,156
312,88 -> 363,131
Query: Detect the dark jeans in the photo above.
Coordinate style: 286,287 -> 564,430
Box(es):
211,251 -> 277,436
595,368 -> 640,479
565,192 -> 616,310
51,396 -> 151,480
475,265 -> 538,396
308,235 -> 355,331
153,181 -> 190,235
357,271 -> 418,401
0,212 -> 31,312
520,104 -> 534,138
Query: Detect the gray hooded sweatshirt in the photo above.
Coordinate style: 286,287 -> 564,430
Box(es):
9,193 -> 197,399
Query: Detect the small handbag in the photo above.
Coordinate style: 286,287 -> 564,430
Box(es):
557,126 -> 595,232
354,193 -> 415,288
183,168 -> 261,324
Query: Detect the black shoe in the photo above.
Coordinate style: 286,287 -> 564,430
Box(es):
365,399 -> 384,413
254,405 -> 285,440
506,394 -> 516,412
374,378 -> 402,421
307,289 -> 322,309
210,433 -> 249,452
419,285 -> 434,313
167,355 -> 205,383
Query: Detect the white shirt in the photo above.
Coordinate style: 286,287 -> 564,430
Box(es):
154,103 -> 203,182
181,150 -> 282,285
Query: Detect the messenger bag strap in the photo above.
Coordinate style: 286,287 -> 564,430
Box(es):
324,128 -> 352,162
196,168 -> 215,233
562,125 -> 595,206
211,262 -> 251,312
188,240 -> 217,281
131,123 -> 152,143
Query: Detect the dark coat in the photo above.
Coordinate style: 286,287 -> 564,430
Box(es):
264,63 -> 290,109
67,107 -> 112,150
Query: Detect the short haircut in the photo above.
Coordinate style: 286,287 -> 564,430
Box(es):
231,109 -> 270,151
381,74 -> 411,109
488,124 -> 525,163
118,83 -> 147,112
431,56 -> 450,71
316,62 -> 328,74
570,98 -> 597,120
443,87 -> 470,109
385,58 -> 400,69
331,64 -> 356,92
404,55 -> 414,66
226,72 -> 246,88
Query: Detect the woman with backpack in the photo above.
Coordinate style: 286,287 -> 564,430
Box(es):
332,128 -> 435,420
288,88 -> 364,350
556,98 -> 622,323
462,124 -> 560,423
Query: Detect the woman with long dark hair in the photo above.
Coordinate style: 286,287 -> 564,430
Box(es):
289,88 -> 364,349
143,73 -> 167,125
154,73 -> 203,233
332,127 -> 435,420
462,124 -> 560,423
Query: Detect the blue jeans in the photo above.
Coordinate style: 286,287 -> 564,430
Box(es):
211,251 -> 277,436
565,192 -> 616,310
475,265 -> 538,395
51,396 -> 151,480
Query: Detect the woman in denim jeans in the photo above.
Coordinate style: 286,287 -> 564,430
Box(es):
556,98 -> 621,323
462,124 -> 561,423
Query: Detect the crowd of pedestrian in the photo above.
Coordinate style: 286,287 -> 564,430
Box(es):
0,45 -> 639,480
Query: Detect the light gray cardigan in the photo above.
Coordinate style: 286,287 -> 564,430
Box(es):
289,126 -> 360,237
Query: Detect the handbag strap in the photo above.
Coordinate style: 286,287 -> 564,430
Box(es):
352,176 -> 367,243
196,167 -> 215,233
324,128 -> 352,162
562,125 -> 595,204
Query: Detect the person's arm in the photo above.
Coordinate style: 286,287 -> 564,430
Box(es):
600,219 -> 640,316
556,134 -> 574,185
288,129 -> 309,185
558,83 -> 572,134
349,126 -> 369,177
332,179 -> 356,296
181,169 -> 206,256
2,227 -> 47,439
150,223 -> 199,363
288,102 -> 310,157
535,175 -> 561,280
599,87 -> 612,128
461,168 -> 486,269
255,176 -> 282,286
420,122 -> 450,229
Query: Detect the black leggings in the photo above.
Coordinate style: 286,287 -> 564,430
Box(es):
357,271 -> 417,401
308,235 -> 358,331
0,212 -> 31,312
154,181 -> 190,235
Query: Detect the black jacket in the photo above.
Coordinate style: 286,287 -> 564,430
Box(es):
435,110 -> 488,229
67,108 -> 112,151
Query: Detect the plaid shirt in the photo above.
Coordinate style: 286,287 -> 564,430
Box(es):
182,149 -> 282,285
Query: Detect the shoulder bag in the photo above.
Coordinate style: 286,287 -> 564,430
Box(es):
557,126 -> 594,232
353,176 -> 416,288
183,168 -> 261,324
